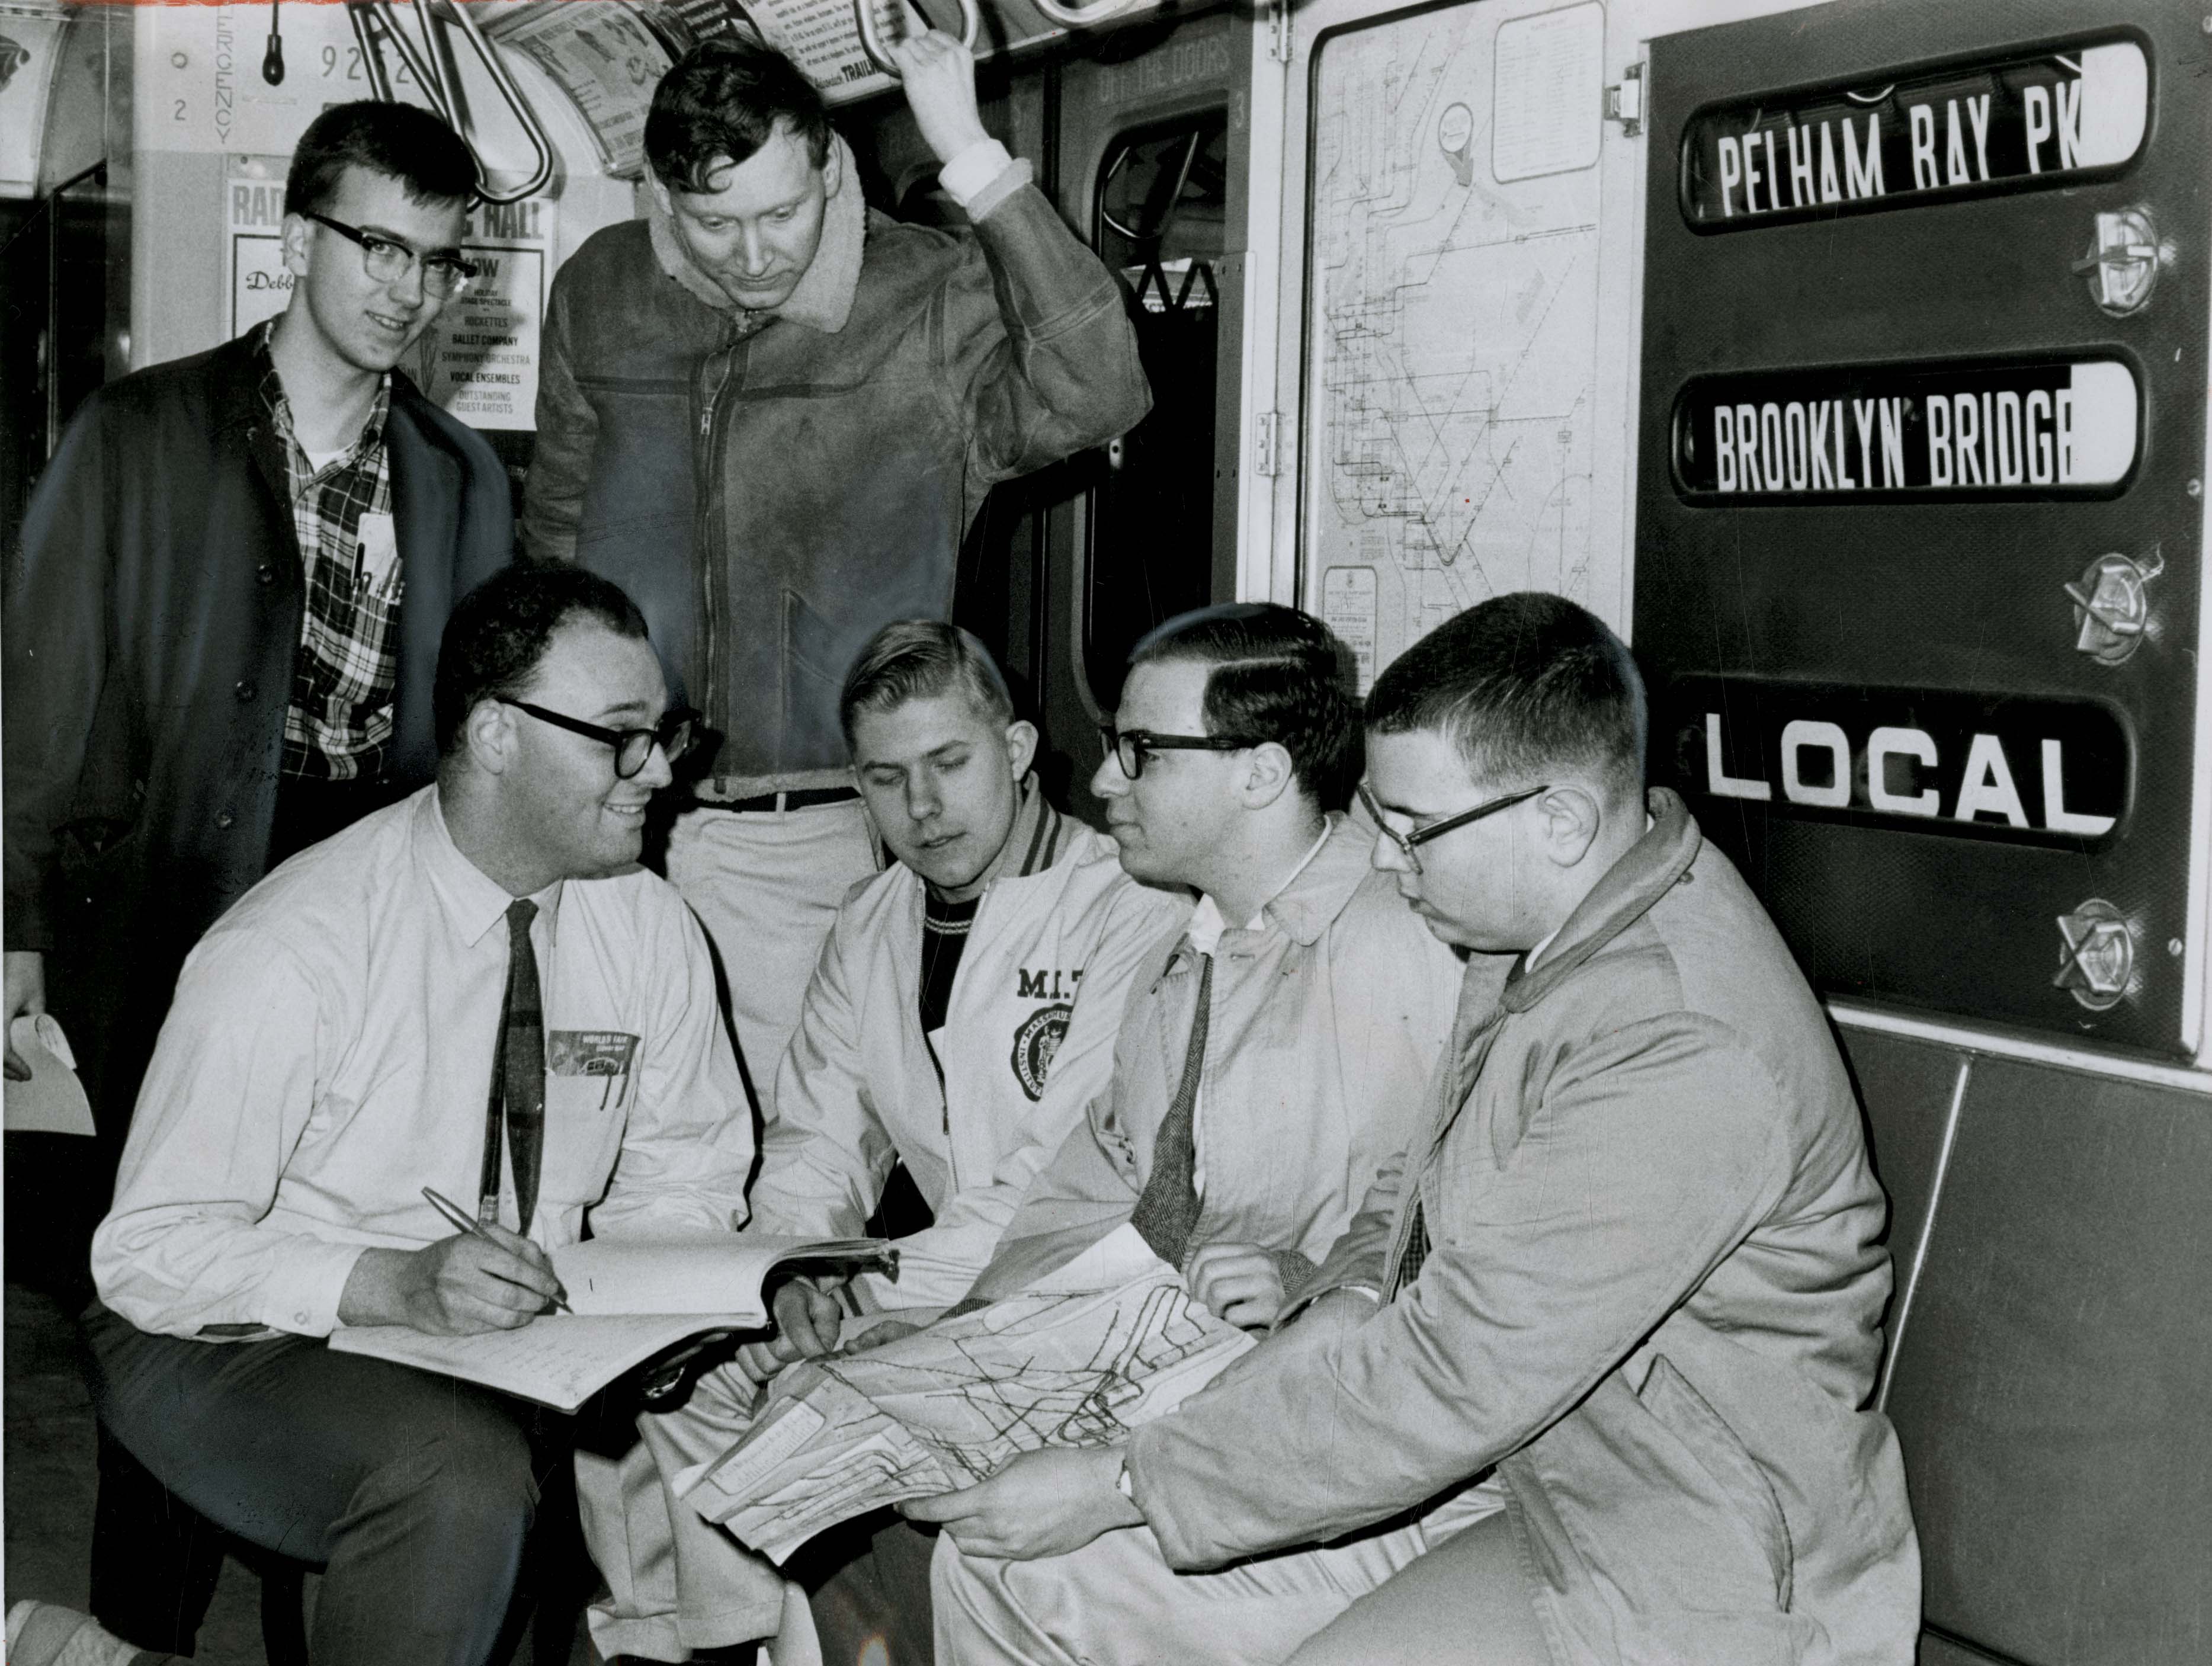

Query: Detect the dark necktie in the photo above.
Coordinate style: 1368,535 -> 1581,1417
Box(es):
1130,951 -> 1213,1270
479,898 -> 546,1234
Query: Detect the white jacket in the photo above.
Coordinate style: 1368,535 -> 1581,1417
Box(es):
749,786 -> 1187,1309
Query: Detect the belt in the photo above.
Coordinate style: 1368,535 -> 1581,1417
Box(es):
696,784 -> 863,815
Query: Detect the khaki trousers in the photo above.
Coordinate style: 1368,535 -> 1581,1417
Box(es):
931,1478 -> 1508,1666
665,800 -> 878,1123
576,1369 -> 802,1663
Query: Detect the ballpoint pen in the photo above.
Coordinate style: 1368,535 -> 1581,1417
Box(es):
421,1186 -> 574,1315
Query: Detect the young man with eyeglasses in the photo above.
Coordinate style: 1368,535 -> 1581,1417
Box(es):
918,593 -> 1918,1666
2,100 -> 511,1256
902,600 -> 1458,1332
82,563 -> 754,1666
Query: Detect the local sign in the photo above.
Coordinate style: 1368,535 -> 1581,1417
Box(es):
1665,677 -> 2130,850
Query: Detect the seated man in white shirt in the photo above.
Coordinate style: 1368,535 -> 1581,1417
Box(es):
581,620 -> 1184,1665
896,602 -> 1462,1646
85,563 -> 754,1666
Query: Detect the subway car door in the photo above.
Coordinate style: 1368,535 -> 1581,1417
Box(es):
1037,17 -> 1248,819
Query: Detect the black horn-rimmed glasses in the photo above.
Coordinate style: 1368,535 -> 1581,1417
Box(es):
1098,723 -> 1260,780
306,211 -> 477,298
1358,780 -> 1549,874
501,700 -> 700,780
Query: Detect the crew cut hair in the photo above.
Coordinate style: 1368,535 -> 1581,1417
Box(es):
435,564 -> 651,757
1365,592 -> 1646,799
840,620 -> 1017,748
646,37 -> 833,194
1126,603 -> 1361,810
286,101 -> 477,222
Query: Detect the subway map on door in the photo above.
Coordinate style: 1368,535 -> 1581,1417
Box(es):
1301,1 -> 1604,690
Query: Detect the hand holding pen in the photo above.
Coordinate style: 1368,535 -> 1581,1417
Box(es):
422,1187 -> 574,1317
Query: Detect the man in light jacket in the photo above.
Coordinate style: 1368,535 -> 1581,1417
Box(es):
921,604 -> 1461,1327
580,621 -> 1184,1664
916,593 -> 1921,1666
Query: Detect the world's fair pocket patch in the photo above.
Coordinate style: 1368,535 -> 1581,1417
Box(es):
1009,1004 -> 1073,1102
548,1030 -> 640,1110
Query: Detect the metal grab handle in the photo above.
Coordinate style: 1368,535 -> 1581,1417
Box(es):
853,0 -> 982,78
345,0 -> 555,206
1028,0 -> 1138,28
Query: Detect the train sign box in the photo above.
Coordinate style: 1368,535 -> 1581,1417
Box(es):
1631,1 -> 2209,1055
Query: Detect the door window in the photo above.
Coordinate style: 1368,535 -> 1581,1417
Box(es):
1082,112 -> 1228,711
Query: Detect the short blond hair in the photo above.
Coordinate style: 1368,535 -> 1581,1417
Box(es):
839,620 -> 1015,748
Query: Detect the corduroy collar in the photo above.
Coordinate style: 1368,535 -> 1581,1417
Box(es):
1500,788 -> 1701,1014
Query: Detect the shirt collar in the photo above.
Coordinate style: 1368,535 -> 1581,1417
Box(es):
1187,815 -> 1347,953
416,787 -> 565,949
252,318 -> 392,469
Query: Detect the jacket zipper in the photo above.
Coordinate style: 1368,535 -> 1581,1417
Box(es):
693,341 -> 737,738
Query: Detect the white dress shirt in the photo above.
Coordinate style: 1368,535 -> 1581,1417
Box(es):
1182,818 -> 1336,1197
93,787 -> 754,1340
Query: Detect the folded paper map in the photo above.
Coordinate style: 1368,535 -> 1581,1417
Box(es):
330,1233 -> 895,1412
679,1225 -> 1255,1562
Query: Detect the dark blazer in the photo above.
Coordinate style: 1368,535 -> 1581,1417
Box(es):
3,331 -> 512,1133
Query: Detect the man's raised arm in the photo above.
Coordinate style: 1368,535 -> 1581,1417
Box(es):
892,31 -> 1152,483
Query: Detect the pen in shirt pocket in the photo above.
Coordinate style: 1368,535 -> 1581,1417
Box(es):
421,1186 -> 573,1314
355,510 -> 403,601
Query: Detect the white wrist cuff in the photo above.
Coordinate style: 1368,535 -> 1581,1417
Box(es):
939,138 -> 1016,207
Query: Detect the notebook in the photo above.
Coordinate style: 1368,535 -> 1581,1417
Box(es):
329,1233 -> 897,1412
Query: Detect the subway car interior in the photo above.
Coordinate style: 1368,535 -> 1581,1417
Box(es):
2,0 -> 2208,1662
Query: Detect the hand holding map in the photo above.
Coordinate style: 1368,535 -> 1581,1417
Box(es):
677,1225 -> 1254,1563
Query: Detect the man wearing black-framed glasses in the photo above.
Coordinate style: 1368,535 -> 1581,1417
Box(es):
934,603 -> 1454,1336
83,565 -> 756,1666
911,603 -> 1462,1634
499,698 -> 701,782
303,209 -> 478,300
4,97 -> 507,1122
926,593 -> 1918,1666
1354,780 -> 1547,875
4,104 -> 514,1654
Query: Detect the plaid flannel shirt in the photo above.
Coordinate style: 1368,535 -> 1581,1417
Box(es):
254,322 -> 403,783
